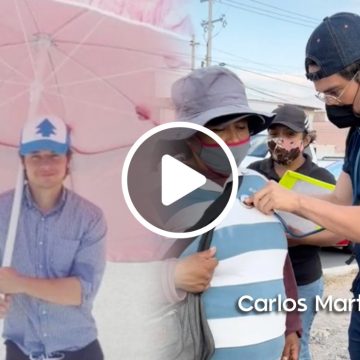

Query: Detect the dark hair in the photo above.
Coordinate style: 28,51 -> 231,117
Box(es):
205,114 -> 262,135
269,123 -> 316,146
338,62 -> 360,81
20,150 -> 72,158
305,129 -> 317,145
205,114 -> 243,128
307,59 -> 360,82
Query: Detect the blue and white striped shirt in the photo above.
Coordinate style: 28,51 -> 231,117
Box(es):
0,186 -> 106,355
177,169 -> 287,360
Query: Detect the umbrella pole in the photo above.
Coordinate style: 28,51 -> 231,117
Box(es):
3,38 -> 50,267
27,35 -> 51,122
2,169 -> 24,267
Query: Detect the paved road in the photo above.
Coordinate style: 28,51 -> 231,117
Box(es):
321,247 -> 352,268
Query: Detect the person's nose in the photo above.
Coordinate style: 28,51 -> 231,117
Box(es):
224,125 -> 242,143
38,157 -> 53,168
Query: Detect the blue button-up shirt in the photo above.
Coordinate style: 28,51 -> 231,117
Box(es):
0,186 -> 106,355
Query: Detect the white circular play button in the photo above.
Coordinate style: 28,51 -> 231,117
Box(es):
122,122 -> 239,239
161,155 -> 207,206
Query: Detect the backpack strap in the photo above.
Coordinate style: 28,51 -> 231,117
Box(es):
164,176 -> 243,258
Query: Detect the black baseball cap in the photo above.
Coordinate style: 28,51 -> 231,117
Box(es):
270,105 -> 308,132
305,12 -> 360,80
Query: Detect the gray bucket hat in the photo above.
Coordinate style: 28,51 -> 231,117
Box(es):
170,66 -> 274,139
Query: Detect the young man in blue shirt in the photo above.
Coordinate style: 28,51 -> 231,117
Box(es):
247,12 -> 360,360
0,116 -> 106,359
248,104 -> 335,360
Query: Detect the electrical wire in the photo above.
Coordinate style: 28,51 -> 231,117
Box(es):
217,61 -> 313,89
211,46 -> 304,73
219,0 -> 315,28
240,0 -> 320,22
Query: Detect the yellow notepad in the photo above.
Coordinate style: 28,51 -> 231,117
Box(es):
279,170 -> 335,194
277,170 -> 335,234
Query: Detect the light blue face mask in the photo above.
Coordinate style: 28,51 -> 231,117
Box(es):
198,138 -> 250,176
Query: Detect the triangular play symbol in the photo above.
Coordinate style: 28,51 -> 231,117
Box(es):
161,155 -> 206,206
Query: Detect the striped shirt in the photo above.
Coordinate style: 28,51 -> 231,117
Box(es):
175,169 -> 287,360
0,186 -> 106,356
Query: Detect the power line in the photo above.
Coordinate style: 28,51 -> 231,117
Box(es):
223,0 -> 318,25
249,0 -> 320,22
195,42 -> 305,76
224,0 -> 318,25
232,0 -> 320,23
215,61 -> 313,89
219,0 -> 315,28
211,46 -> 303,74
182,45 -> 310,87
246,85 -> 295,102
247,84 -> 312,101
221,0 -> 315,27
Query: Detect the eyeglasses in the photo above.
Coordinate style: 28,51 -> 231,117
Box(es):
315,71 -> 359,105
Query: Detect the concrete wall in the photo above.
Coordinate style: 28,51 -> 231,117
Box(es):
312,111 -> 347,157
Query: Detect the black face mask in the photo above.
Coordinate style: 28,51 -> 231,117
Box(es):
326,104 -> 360,129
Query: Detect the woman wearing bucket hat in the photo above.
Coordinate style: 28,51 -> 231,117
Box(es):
0,116 -> 106,359
248,104 -> 336,360
245,12 -> 360,359
168,66 -> 301,360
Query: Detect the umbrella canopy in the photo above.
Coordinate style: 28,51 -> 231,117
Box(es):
74,0 -> 193,35
0,0 -> 191,261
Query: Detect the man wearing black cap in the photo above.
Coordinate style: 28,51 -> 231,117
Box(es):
248,104 -> 335,360
246,13 -> 360,359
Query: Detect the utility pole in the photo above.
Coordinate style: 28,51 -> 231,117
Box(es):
204,0 -> 213,67
190,35 -> 199,70
201,0 -> 226,67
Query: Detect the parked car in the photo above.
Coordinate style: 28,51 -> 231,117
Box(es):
242,132 -> 268,168
323,158 -> 344,179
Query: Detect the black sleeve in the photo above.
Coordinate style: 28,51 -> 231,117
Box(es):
343,128 -> 355,174
247,160 -> 262,172
247,160 -> 275,180
309,167 -> 336,185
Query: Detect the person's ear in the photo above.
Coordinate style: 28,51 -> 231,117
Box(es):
62,154 -> 71,177
353,80 -> 360,115
303,134 -> 311,148
355,71 -> 360,83
66,159 -> 71,176
19,156 -> 28,181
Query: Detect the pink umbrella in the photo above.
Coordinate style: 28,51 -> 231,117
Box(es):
0,0 -> 191,263
74,0 -> 194,35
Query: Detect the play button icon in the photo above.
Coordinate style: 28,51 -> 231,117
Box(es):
161,155 -> 206,206
122,122 -> 239,239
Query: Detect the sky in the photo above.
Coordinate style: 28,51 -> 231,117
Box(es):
185,0 -> 360,108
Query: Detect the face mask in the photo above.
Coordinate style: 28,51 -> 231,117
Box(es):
198,138 -> 250,176
326,104 -> 360,129
268,137 -> 304,166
